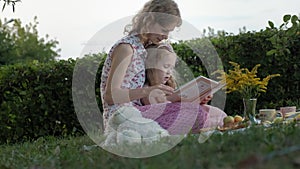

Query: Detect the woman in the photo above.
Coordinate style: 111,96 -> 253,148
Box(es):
100,0 -> 226,135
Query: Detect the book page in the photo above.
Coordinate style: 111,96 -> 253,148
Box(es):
174,76 -> 223,102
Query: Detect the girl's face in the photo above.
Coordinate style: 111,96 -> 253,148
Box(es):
154,51 -> 176,84
146,22 -> 177,44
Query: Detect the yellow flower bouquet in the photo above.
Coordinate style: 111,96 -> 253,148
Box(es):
214,61 -> 280,124
215,61 -> 280,99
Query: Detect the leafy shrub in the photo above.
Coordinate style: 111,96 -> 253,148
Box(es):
0,17 -> 59,66
172,14 -> 300,114
0,14 -> 299,143
0,52 -> 106,144
0,59 -> 78,143
72,53 -> 106,134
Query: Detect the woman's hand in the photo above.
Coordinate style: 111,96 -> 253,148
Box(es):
166,93 -> 181,103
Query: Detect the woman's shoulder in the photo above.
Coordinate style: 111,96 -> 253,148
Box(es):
112,43 -> 134,57
113,34 -> 146,54
117,34 -> 140,46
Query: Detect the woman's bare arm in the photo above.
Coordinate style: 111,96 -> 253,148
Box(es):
166,93 -> 213,104
166,93 -> 181,103
103,44 -> 174,105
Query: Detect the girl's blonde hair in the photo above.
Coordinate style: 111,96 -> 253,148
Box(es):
124,0 -> 182,42
145,43 -> 177,89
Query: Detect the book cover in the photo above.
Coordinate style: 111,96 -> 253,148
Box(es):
174,76 -> 225,103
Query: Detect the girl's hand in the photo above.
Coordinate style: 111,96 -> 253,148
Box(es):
143,84 -> 174,104
200,95 -> 213,105
148,84 -> 174,96
148,88 -> 168,104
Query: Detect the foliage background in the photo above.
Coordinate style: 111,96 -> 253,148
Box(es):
0,15 -> 299,143
173,14 -> 300,114
0,17 -> 60,66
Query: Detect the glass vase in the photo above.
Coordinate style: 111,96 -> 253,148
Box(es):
243,98 -> 258,125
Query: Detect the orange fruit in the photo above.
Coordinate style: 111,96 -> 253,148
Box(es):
234,115 -> 243,123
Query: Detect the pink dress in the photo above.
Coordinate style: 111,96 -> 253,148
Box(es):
100,34 -> 226,134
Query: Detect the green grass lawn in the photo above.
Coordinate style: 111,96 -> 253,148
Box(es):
1,123 -> 300,169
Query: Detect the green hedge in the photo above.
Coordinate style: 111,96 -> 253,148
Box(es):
0,59 -> 77,143
212,29 -> 300,113
0,53 -> 106,144
172,14 -> 300,114
0,15 -> 299,143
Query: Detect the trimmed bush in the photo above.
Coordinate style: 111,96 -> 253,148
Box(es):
0,59 -> 78,143
0,53 -> 106,144
0,15 -> 299,143
172,15 -> 300,114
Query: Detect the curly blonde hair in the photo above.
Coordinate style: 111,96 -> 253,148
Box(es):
124,0 -> 182,42
145,43 -> 177,89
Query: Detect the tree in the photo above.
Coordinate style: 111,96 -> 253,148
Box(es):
0,17 -> 60,66
1,0 -> 21,12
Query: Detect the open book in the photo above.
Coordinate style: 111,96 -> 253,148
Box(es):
174,76 -> 225,103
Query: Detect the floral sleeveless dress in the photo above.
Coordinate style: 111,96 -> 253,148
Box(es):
100,34 -> 224,134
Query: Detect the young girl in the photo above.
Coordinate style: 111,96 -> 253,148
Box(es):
138,43 -> 226,132
142,43 -> 213,105
141,43 -> 177,105
101,0 -> 226,135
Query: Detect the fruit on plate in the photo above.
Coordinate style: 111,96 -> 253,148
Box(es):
219,118 -> 249,131
234,115 -> 243,123
238,120 -> 250,128
223,116 -> 235,127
